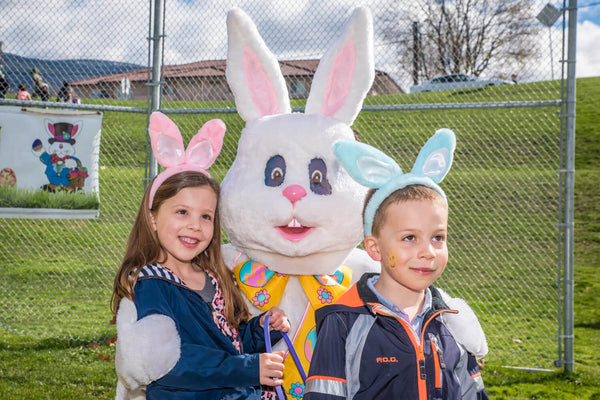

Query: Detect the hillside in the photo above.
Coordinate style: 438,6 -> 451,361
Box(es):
0,53 -> 142,97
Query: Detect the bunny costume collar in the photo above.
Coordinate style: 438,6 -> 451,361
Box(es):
334,129 -> 456,236
147,111 -> 226,209
234,259 -> 352,399
233,260 -> 352,312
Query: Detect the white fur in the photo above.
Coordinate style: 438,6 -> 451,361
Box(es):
220,115 -> 370,276
114,298 -> 181,400
438,288 -> 489,359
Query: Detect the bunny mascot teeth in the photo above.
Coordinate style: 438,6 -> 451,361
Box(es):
220,7 -> 379,399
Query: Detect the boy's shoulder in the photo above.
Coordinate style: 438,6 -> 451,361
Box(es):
315,273 -> 378,324
434,286 -> 489,359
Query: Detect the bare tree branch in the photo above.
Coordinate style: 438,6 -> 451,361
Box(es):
382,0 -> 541,82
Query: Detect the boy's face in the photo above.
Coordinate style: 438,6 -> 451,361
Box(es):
365,199 -> 448,293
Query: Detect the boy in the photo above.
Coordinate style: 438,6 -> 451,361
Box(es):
304,130 -> 488,400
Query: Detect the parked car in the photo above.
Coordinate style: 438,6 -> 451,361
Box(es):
410,73 -> 513,93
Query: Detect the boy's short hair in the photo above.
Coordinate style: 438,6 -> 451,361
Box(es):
364,184 -> 446,237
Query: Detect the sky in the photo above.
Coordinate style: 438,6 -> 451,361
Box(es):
0,0 -> 598,88
575,1 -> 600,77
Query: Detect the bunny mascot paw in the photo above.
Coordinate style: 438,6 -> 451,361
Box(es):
438,288 -> 489,360
114,298 -> 181,400
220,7 -> 380,397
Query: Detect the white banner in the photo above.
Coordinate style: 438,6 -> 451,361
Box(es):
0,106 -> 102,195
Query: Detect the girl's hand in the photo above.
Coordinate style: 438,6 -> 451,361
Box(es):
259,351 -> 285,386
260,307 -> 291,333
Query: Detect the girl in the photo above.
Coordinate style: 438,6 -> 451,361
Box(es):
16,83 -> 32,100
111,112 -> 289,400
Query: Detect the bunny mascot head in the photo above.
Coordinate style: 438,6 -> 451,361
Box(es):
220,7 -> 380,399
220,7 -> 375,275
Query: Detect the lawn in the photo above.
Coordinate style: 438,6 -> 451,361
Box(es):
0,77 -> 598,399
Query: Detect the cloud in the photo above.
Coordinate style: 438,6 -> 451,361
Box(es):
577,20 -> 600,78
1,0 -> 597,82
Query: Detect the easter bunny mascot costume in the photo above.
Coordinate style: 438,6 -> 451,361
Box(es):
219,7 -> 379,399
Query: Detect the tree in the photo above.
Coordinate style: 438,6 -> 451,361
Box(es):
383,0 -> 541,84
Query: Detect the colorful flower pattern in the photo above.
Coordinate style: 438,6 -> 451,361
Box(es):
252,289 -> 271,307
289,382 -> 305,399
317,287 -> 333,304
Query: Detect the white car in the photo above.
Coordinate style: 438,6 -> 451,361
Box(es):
410,73 -> 513,93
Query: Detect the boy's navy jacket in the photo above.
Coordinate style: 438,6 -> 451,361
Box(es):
132,263 -> 281,400
304,273 -> 488,400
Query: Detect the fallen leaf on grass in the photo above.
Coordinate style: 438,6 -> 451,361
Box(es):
98,353 -> 113,361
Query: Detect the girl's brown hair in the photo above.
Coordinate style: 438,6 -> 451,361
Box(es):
110,171 -> 250,328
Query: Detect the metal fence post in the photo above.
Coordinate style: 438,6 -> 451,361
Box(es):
146,0 -> 166,184
563,0 -> 577,373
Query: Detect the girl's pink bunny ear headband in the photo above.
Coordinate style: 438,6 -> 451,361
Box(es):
148,111 -> 226,209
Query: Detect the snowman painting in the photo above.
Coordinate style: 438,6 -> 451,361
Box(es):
32,120 -> 88,191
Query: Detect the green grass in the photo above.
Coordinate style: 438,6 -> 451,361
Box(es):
0,186 -> 100,209
0,77 -> 599,398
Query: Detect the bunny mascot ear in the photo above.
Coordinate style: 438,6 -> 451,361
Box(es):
148,111 -> 226,208
226,8 -> 291,122
334,128 -> 456,236
305,7 -> 375,125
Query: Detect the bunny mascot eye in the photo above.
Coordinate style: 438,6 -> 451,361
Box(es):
308,158 -> 332,195
265,155 -> 286,187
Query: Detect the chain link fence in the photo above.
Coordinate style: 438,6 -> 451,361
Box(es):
0,0 -> 572,370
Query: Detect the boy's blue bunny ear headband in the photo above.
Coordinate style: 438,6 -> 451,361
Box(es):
334,129 -> 456,236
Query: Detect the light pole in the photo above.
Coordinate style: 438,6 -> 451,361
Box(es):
536,3 -> 562,80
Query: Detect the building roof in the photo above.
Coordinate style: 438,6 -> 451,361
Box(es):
70,59 -> 325,85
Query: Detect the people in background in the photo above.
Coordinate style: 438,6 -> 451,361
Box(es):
30,67 -> 49,101
0,70 -> 9,99
16,83 -> 32,101
56,81 -> 74,103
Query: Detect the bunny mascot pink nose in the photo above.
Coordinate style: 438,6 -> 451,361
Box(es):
282,184 -> 306,205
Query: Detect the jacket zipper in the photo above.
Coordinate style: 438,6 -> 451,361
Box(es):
371,304 -> 458,400
371,305 -> 428,399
